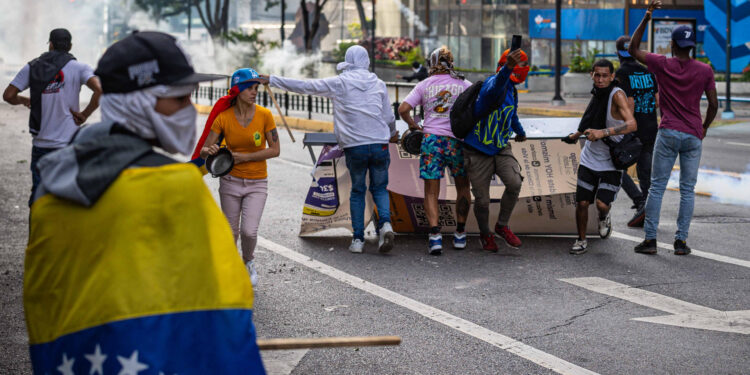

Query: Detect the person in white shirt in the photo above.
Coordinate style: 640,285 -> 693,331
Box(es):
257,45 -> 398,254
3,28 -> 102,207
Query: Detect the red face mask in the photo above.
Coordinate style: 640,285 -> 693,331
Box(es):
497,49 -> 530,84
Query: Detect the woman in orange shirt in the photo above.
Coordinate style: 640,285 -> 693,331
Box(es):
200,68 -> 280,285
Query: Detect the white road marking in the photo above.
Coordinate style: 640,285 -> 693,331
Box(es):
611,231 -> 750,270
258,236 -> 598,375
726,141 -> 750,148
261,349 -> 308,375
560,277 -> 750,335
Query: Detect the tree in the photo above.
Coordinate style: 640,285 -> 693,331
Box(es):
288,1 -> 329,53
191,0 -> 231,42
134,0 -> 230,42
134,0 -> 189,24
352,0 -> 369,39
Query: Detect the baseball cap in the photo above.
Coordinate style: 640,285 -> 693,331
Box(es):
95,31 -> 225,94
230,68 -> 260,87
49,28 -> 72,50
615,35 -> 631,58
671,25 -> 696,49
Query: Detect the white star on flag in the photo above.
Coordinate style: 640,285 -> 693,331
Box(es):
84,344 -> 107,375
117,350 -> 149,375
56,353 -> 75,375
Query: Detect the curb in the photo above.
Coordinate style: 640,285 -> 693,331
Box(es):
517,107 -> 583,117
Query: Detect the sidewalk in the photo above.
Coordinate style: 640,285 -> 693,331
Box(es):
517,91 -> 750,124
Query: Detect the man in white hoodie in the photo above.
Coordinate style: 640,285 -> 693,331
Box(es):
259,45 -> 398,254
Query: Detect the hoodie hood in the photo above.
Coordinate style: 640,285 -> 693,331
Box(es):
35,121 -> 161,207
336,45 -> 380,92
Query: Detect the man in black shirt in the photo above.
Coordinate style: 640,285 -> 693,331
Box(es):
615,35 -> 659,227
396,61 -> 428,82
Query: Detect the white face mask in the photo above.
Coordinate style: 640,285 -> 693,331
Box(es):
153,103 -> 197,155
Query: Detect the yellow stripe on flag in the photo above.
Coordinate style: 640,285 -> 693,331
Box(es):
25,164 -> 253,344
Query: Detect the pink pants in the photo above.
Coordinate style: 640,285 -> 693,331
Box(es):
218,175 -> 268,262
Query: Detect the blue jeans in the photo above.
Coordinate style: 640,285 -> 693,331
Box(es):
29,146 -> 58,207
644,128 -> 702,241
344,144 -> 391,241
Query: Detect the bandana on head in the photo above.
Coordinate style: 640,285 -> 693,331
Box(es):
428,47 -> 464,80
191,69 -> 259,160
497,49 -> 530,84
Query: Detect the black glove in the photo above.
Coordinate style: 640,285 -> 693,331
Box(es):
561,133 -> 577,144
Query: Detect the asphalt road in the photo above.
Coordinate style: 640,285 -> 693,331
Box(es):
1,103 -> 748,374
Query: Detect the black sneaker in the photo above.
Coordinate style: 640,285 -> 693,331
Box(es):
673,240 -> 691,255
634,239 -> 657,254
627,207 -> 646,228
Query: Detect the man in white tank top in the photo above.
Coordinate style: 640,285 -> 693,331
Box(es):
562,59 -> 637,254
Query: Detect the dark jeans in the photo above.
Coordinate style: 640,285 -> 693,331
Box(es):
344,144 -> 391,241
30,146 -> 57,207
620,141 -> 654,207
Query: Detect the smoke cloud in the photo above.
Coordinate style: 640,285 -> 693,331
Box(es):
668,167 -> 750,207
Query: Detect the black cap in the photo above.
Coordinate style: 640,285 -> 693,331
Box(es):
95,31 -> 225,94
615,36 -> 631,58
49,28 -> 72,51
671,25 -> 696,49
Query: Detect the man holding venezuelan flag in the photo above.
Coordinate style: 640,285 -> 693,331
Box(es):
24,31 -> 266,374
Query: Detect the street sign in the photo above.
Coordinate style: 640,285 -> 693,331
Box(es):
650,18 -> 697,58
561,277 -> 750,335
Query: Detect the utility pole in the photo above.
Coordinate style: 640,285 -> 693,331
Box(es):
723,0 -> 734,119
281,0 -> 286,42
552,0 -> 565,106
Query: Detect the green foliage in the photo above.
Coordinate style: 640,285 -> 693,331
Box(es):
134,0 -> 189,18
333,41 -> 359,62
222,29 -> 280,68
569,42 -> 601,73
348,22 -> 364,40
374,47 -> 424,68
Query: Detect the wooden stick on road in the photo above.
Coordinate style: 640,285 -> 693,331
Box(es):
264,84 -> 295,143
257,336 -> 401,350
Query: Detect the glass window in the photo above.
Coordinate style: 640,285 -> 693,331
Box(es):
482,7 -> 494,34
493,9 -> 506,35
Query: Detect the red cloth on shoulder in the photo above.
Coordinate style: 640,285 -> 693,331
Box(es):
190,86 -> 240,160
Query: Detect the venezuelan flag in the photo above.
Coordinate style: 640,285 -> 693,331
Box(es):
25,164 -> 265,374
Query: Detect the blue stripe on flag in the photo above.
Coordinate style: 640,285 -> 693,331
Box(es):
30,309 -> 265,375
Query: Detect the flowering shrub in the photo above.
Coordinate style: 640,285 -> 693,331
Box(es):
359,37 -> 420,61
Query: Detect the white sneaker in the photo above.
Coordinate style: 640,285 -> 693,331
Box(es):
378,222 -> 395,253
246,261 -> 259,286
598,213 -> 612,239
349,238 -> 365,253
570,239 -> 588,255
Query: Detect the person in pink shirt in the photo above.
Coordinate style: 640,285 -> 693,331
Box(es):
627,0 -> 719,255
398,47 -> 472,255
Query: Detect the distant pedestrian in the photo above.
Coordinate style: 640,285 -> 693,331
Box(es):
614,35 -> 659,227
396,61 -> 428,82
562,59 -> 637,255
259,45 -> 398,254
398,47 -> 472,255
3,28 -> 102,207
628,0 -> 719,255
463,49 -> 528,252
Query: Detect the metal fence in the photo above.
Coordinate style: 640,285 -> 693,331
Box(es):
193,81 -> 424,121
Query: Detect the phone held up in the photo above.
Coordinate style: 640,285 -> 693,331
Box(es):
510,35 -> 522,52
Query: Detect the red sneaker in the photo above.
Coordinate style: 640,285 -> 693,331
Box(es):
480,233 -> 498,252
495,224 -> 522,248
